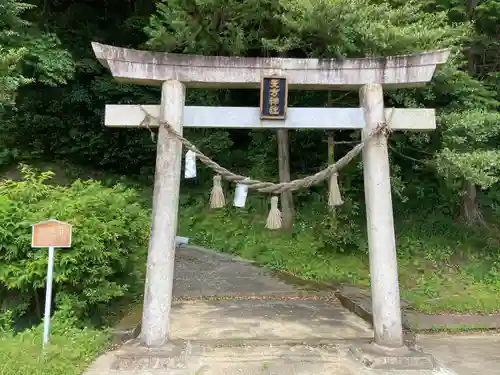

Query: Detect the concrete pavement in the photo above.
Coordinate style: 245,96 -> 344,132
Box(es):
83,246 -> 500,375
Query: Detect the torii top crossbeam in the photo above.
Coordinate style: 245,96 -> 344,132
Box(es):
92,42 -> 449,89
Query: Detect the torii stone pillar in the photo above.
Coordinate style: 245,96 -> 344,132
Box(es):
361,84 -> 403,348
92,42 -> 449,364
141,80 -> 185,346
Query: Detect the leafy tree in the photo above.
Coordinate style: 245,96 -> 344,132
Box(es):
147,0 -> 467,56
0,0 -> 73,108
420,0 -> 500,224
145,0 -> 471,226
0,0 -> 33,106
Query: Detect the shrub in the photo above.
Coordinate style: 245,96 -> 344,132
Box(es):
0,165 -> 150,325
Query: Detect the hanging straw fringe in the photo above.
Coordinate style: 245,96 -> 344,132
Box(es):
210,175 -> 225,208
265,196 -> 282,230
328,173 -> 343,208
327,131 -> 343,209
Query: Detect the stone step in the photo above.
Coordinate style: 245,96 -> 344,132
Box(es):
86,341 -> 356,375
169,299 -> 373,341
84,340 -> 457,375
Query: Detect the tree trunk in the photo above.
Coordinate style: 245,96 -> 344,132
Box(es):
276,51 -> 294,231
277,128 -> 294,230
460,0 -> 481,226
327,133 -> 334,165
467,0 -> 477,17
460,181 -> 482,225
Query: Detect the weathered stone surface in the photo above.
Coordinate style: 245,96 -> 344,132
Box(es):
88,336 -> 500,375
335,285 -> 416,348
349,342 -> 436,370
419,333 -> 500,375
105,105 -> 437,130
92,42 -> 450,89
112,341 -> 200,371
111,245 -> 351,344
168,299 -> 372,341
172,245 -> 327,298
85,246 -> 500,375
110,323 -> 140,346
335,286 -> 376,326
85,342 -> 357,375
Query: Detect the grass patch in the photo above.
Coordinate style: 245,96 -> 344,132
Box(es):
0,314 -> 109,375
178,199 -> 500,314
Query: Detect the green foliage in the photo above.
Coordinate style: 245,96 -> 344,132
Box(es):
0,166 -> 150,324
147,0 -> 468,57
0,0 -> 33,106
147,0 -> 283,54
0,310 -> 108,375
436,148 -> 500,189
270,0 -> 469,56
431,66 -> 500,192
0,0 -> 73,108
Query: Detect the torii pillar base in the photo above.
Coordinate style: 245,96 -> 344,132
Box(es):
348,342 -> 437,370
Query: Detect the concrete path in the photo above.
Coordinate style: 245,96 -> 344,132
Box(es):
84,246 -> 500,375
418,333 -> 500,375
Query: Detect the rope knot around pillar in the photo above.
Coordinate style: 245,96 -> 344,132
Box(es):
380,108 -> 395,138
378,122 -> 393,138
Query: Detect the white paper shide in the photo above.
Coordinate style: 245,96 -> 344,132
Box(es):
184,150 -> 197,178
233,182 -> 248,208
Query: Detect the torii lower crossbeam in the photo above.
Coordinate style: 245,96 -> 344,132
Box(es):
105,105 -> 436,131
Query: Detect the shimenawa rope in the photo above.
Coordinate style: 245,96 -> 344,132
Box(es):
138,106 -> 394,195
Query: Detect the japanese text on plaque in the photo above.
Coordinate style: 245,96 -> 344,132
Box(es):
260,76 -> 288,120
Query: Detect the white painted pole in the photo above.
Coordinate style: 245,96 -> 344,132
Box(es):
141,80 -> 185,347
42,246 -> 55,347
360,84 -> 404,349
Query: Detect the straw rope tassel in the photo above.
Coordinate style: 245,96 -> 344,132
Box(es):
210,175 -> 225,208
266,196 -> 282,230
328,133 -> 343,208
328,173 -> 343,208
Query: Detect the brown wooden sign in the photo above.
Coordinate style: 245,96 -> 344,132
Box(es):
260,76 -> 288,120
32,219 -> 72,248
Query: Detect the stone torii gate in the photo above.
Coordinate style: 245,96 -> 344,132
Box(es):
92,42 -> 449,363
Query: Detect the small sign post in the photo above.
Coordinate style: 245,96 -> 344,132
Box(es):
32,219 -> 72,347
